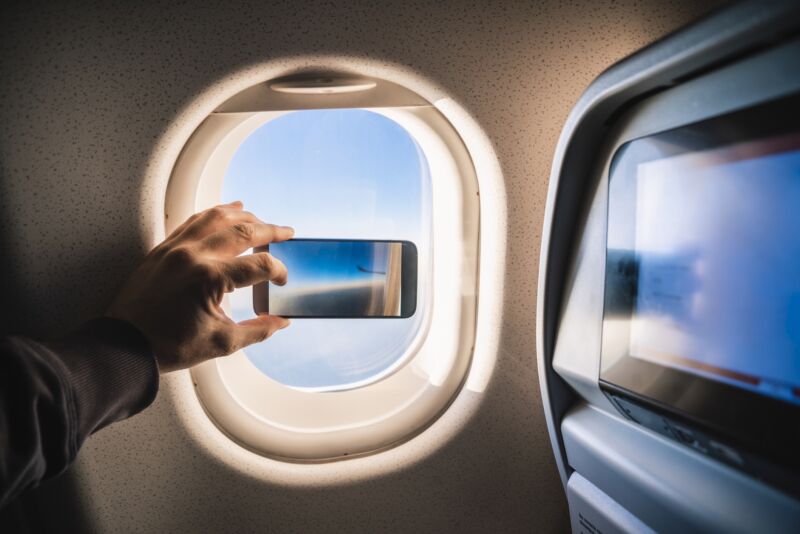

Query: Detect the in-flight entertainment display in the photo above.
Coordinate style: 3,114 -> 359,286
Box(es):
601,93 -> 800,470
627,133 -> 800,405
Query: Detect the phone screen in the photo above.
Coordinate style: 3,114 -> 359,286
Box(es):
253,239 -> 417,318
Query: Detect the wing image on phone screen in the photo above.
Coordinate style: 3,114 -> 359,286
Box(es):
253,239 -> 417,318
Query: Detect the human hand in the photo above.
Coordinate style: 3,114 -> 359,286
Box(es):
107,201 -> 293,373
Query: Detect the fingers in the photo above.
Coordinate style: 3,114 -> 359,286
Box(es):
169,201 -> 242,237
217,315 -> 291,354
201,223 -> 294,256
170,202 -> 259,244
220,252 -> 288,290
163,202 -> 294,256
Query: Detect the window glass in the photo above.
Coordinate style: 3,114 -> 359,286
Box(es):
223,109 -> 431,390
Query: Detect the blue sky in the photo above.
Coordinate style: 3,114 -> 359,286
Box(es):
224,109 -> 425,240
270,240 -> 390,285
222,109 -> 430,389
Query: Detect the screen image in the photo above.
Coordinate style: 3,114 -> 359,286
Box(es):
625,133 -> 800,405
602,95 -> 800,474
266,240 -> 406,317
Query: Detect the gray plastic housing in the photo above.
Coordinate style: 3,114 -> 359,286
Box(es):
536,1 -> 800,531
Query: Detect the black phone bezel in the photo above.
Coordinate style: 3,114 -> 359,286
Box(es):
252,238 -> 418,319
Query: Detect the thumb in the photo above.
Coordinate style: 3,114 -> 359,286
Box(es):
233,314 -> 291,349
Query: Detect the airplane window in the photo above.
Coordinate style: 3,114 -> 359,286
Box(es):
223,109 -> 431,390
168,80 -> 485,460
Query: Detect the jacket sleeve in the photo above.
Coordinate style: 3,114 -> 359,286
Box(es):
0,318 -> 159,508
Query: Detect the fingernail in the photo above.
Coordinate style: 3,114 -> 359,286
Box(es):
280,318 -> 291,329
282,225 -> 295,233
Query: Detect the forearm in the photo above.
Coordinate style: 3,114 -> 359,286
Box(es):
0,318 -> 158,508
0,202 -> 290,509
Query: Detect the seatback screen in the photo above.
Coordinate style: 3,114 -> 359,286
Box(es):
601,93 -> 800,469
628,134 -> 800,405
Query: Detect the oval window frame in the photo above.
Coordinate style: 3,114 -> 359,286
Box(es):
166,75 -> 480,461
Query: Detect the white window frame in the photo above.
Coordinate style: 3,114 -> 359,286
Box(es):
166,78 -> 480,461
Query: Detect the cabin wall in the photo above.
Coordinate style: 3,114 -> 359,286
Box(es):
0,1 -> 723,532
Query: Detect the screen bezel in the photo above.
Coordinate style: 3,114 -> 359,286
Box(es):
252,238 -> 418,319
600,93 -> 800,470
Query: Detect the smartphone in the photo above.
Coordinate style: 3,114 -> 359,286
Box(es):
253,239 -> 417,318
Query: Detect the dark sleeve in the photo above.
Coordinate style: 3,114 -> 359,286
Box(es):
0,318 -> 159,509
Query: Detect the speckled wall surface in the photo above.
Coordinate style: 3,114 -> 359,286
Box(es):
0,1 -> 723,532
